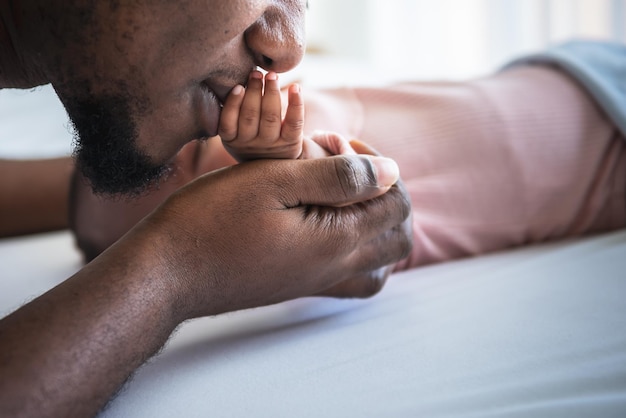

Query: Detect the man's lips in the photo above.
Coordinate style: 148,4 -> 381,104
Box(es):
198,70 -> 250,138
197,81 -> 230,138
207,82 -> 234,105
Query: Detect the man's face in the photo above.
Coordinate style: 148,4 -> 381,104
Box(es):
49,0 -> 306,195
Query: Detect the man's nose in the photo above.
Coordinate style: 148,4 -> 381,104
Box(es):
244,4 -> 306,73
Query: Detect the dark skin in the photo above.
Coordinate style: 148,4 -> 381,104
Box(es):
0,158 -> 72,237
0,0 -> 412,416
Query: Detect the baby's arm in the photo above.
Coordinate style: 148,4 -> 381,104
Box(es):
219,70 -> 355,161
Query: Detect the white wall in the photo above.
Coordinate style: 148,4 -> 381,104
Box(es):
305,0 -> 626,81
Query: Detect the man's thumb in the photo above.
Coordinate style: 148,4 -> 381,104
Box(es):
277,154 -> 399,208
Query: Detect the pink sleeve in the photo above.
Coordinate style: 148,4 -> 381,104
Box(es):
303,66 -> 626,270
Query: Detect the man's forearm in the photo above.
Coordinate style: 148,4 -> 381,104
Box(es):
0,228 -> 182,417
0,157 -> 73,237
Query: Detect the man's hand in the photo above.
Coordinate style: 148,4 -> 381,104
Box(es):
71,138 -> 413,303
132,152 -> 412,317
3,151 -> 411,417
313,139 -> 413,298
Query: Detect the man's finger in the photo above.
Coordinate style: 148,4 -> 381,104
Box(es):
345,214 -> 413,273
273,155 -> 400,208
314,201 -> 413,299
315,265 -> 393,299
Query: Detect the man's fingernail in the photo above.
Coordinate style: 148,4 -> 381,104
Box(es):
371,156 -> 399,188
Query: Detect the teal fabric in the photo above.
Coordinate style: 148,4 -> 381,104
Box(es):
506,40 -> 626,136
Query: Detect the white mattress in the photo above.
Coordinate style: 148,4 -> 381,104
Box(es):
1,230 -> 625,417
1,77 -> 625,418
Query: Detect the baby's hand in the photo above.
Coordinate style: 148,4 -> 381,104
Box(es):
301,131 -> 357,159
219,70 -> 304,162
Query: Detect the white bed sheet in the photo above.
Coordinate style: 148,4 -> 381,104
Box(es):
1,230 -> 626,417
1,73 -> 626,418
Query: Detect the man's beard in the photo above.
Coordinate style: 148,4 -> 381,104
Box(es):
66,94 -> 170,196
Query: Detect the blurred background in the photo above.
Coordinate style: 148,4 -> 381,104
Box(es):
299,0 -> 626,86
1,0 -> 625,157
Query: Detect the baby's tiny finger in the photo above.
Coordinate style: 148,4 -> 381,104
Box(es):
282,84 -> 305,142
218,85 -> 245,142
259,72 -> 283,141
238,71 -> 264,140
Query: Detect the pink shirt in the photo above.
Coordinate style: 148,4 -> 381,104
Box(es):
302,66 -> 626,270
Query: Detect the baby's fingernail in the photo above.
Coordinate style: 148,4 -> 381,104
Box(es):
290,83 -> 300,94
370,156 -> 400,188
266,72 -> 278,81
231,85 -> 244,95
250,71 -> 263,79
